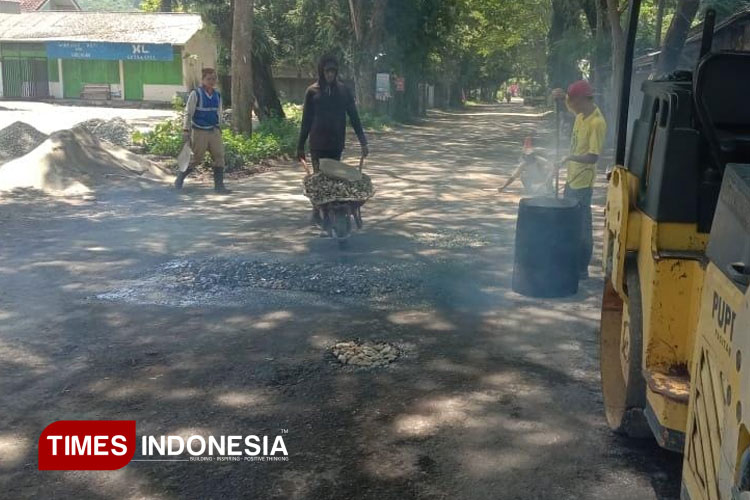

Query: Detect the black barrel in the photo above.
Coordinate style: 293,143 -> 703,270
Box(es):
512,197 -> 582,298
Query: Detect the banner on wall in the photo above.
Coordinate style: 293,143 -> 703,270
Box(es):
46,42 -> 174,61
394,77 -> 405,92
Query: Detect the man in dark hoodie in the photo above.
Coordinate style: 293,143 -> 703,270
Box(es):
297,56 -> 369,172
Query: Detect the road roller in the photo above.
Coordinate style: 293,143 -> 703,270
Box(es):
599,2 -> 750,498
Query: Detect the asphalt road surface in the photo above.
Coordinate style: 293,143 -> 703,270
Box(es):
0,104 -> 682,499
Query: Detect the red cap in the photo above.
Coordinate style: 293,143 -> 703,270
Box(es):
567,80 -> 594,98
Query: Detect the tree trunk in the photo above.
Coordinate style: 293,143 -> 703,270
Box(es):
606,0 -> 626,107
581,0 -> 597,35
655,0 -> 700,76
348,0 -> 386,111
159,0 -> 171,12
547,0 -> 584,88
594,0 -> 613,128
231,0 -> 254,135
252,51 -> 284,121
355,57 -> 377,111
655,0 -> 666,48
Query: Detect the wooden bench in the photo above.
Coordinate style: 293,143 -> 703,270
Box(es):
80,84 -> 111,100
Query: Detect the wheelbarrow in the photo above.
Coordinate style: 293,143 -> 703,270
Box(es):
301,155 -> 370,249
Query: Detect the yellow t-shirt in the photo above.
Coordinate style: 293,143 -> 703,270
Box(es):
566,106 -> 606,189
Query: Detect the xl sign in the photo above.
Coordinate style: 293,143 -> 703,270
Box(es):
131,44 -> 151,55
46,42 -> 173,61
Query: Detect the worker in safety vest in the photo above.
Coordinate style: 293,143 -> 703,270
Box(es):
174,67 -> 230,194
552,80 -> 607,279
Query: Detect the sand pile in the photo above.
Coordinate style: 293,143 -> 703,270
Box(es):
78,117 -> 133,146
0,121 -> 48,163
0,126 -> 170,195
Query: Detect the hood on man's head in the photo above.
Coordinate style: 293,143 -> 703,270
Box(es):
318,55 -> 339,84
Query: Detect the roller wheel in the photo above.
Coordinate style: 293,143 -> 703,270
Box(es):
600,260 -> 651,438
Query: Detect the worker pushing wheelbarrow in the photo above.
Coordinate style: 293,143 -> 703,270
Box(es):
296,54 -> 371,248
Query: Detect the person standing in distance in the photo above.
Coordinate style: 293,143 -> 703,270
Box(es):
297,55 -> 369,173
552,80 -> 607,279
174,67 -> 230,194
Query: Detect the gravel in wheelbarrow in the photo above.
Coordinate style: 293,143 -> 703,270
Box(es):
303,173 -> 375,206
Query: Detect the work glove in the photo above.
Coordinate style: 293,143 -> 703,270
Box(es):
296,150 -> 306,161
361,144 -> 369,158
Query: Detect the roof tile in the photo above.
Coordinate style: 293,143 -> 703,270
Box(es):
0,12 -> 203,44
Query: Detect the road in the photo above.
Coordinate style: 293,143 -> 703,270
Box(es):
0,100 -> 176,134
0,104 -> 682,499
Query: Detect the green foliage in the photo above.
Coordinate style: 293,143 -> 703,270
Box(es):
172,95 -> 186,112
221,128 -> 283,169
134,114 -> 298,171
138,0 -> 159,11
133,119 -> 184,157
254,117 -> 299,155
359,110 -> 394,131
282,103 -> 303,124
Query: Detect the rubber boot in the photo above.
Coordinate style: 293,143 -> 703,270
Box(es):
213,168 -> 231,194
174,167 -> 194,190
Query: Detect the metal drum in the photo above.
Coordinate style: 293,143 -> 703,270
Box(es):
512,196 -> 582,298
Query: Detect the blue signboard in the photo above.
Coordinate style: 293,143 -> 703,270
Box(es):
46,42 -> 174,61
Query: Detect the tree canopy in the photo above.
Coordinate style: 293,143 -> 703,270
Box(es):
145,0 -> 750,121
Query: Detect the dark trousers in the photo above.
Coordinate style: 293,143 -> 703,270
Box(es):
564,184 -> 593,273
311,150 -> 343,173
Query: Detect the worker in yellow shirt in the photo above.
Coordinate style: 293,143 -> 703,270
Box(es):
552,80 -> 607,279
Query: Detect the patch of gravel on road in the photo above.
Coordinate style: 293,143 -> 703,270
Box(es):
0,121 -> 48,162
331,340 -> 399,367
78,117 -> 133,146
413,228 -> 488,248
95,257 -> 426,307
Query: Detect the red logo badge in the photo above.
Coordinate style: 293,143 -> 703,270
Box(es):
38,420 -> 136,470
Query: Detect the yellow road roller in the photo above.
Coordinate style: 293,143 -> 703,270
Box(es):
599,2 -> 750,498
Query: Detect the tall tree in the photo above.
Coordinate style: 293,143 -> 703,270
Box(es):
548,0 -> 588,88
347,0 -> 388,111
159,0 -> 171,11
655,0 -> 699,75
231,0 -> 254,134
655,0 -> 666,47
605,0 -> 626,102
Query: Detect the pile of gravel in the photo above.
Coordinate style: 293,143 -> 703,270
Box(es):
77,117 -> 133,146
0,121 -> 48,162
96,257 -> 426,307
161,257 -> 423,297
303,173 -> 374,205
331,340 -> 399,367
